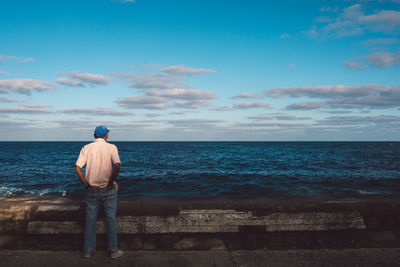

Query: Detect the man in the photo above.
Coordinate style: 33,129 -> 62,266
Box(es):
75,126 -> 123,259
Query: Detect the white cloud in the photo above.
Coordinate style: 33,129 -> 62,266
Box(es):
233,102 -> 271,109
265,84 -> 400,109
59,107 -> 133,116
0,79 -> 57,95
173,99 -> 210,109
0,70 -> 20,76
19,103 -> 50,108
306,4 -> 400,38
0,97 -> 18,103
163,65 -> 216,76
285,102 -> 327,110
166,119 -> 224,128
280,33 -> 292,39
364,49 -> 400,67
0,107 -> 54,114
57,71 -> 109,87
115,88 -> 216,110
362,38 -> 398,46
114,67 -> 218,110
146,88 -> 216,100
344,49 -> 400,69
112,0 -> 135,2
0,54 -> 34,63
145,113 -> 163,117
115,96 -> 168,110
231,92 -> 263,99
343,60 -> 368,70
114,72 -> 185,89
56,77 -> 84,87
211,106 -> 232,111
248,113 -> 312,121
113,64 -> 216,90
345,49 -> 400,69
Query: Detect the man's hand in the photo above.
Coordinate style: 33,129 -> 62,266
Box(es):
75,165 -> 92,192
86,184 -> 93,192
107,163 -> 121,191
106,182 -> 114,191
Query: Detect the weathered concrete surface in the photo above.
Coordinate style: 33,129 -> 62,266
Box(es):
1,195 -> 400,250
1,248 -> 400,267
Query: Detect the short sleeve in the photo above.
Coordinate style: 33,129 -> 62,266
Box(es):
111,145 -> 121,165
75,146 -> 87,168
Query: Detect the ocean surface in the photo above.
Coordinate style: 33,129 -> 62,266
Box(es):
0,142 -> 399,197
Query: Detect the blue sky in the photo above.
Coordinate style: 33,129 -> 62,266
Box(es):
0,0 -> 399,141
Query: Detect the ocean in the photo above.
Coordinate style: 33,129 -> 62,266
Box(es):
0,141 -> 399,197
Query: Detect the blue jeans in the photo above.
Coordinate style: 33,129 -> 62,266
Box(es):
83,187 -> 118,254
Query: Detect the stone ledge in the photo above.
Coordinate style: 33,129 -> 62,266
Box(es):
1,195 -> 400,250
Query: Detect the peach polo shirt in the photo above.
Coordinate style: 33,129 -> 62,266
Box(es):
75,138 -> 121,188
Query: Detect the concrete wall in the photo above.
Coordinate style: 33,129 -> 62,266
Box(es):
1,195 -> 400,250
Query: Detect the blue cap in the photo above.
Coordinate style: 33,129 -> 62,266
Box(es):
94,126 -> 110,137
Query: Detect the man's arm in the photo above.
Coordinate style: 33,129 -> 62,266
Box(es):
106,163 -> 121,191
74,165 -> 92,191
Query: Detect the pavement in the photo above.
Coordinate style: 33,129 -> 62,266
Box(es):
1,248 -> 400,267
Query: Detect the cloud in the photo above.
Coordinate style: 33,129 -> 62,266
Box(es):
248,113 -> 312,121
166,119 -> 224,128
113,65 -> 218,110
173,99 -> 211,109
56,78 -> 84,87
265,84 -> 400,109
19,103 -> 50,108
211,105 -> 232,111
0,70 -> 20,76
316,115 -> 400,128
59,107 -> 133,116
0,79 -> 57,95
0,107 -> 54,114
306,4 -> 400,38
364,49 -> 400,68
344,49 -> 400,69
162,65 -> 216,76
343,60 -> 368,70
362,38 -> 398,46
112,0 -> 135,2
233,101 -> 271,109
115,87 -> 216,110
0,104 -> 134,117
56,71 -> 109,87
285,101 -> 327,110
146,88 -> 216,100
231,92 -> 263,99
115,96 -> 168,110
113,64 -> 216,90
114,72 -> 185,90
145,113 -> 163,117
0,97 -> 18,103
324,110 -> 354,114
115,89 -> 216,110
280,33 -> 292,39
0,54 -> 34,63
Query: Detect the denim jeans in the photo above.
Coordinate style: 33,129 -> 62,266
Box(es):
83,187 -> 118,254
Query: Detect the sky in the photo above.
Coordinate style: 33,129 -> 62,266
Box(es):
0,0 -> 399,141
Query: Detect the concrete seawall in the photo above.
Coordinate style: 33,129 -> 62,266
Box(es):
1,195 -> 400,250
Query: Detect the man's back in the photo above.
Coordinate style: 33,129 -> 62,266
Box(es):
76,138 -> 120,188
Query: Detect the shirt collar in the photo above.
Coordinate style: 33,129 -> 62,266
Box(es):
94,138 -> 106,143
